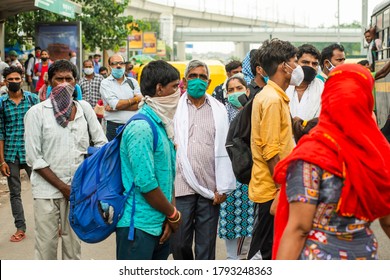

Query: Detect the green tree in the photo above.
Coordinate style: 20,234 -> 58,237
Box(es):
4,0 -> 149,51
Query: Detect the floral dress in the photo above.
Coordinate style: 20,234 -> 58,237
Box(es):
286,160 -> 378,260
218,103 -> 254,240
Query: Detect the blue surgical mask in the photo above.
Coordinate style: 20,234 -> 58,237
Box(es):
261,74 -> 269,84
187,78 -> 208,99
111,67 -> 125,79
228,91 -> 246,108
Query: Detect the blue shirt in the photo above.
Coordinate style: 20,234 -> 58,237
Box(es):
118,104 -> 176,236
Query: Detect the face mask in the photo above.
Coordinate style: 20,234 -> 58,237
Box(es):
111,67 -> 125,79
187,78 -> 208,99
83,68 -> 94,75
302,66 -> 317,83
102,74 -> 108,78
260,73 -> 269,84
228,91 -> 246,108
326,60 -> 335,72
285,63 -> 304,86
8,82 -> 21,92
41,57 -> 48,62
140,88 -> 182,139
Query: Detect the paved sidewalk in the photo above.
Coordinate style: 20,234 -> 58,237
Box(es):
0,173 -> 228,260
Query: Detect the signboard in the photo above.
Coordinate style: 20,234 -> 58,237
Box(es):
128,30 -> 143,50
157,40 -> 166,57
143,32 -> 157,54
36,22 -> 82,70
35,0 -> 82,19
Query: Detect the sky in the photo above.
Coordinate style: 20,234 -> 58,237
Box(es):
150,0 -> 385,53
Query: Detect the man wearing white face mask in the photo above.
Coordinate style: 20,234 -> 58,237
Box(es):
248,39 -> 298,260
100,54 -> 142,141
319,43 -> 346,81
79,59 -> 104,110
117,60 -> 182,260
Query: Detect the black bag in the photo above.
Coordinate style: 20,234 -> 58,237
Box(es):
225,97 -> 255,185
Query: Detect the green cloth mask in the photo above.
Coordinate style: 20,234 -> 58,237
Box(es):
228,91 -> 246,108
187,78 -> 208,99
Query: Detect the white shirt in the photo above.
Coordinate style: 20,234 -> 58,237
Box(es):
27,57 -> 41,80
100,75 -> 141,124
24,100 -> 107,199
286,77 -> 324,120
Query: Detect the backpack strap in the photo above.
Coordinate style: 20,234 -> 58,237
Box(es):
125,78 -> 135,90
124,113 -> 159,241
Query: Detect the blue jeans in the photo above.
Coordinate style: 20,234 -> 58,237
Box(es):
116,227 -> 170,260
6,156 -> 31,232
170,194 -> 220,260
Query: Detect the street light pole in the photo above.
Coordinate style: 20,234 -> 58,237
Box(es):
337,0 -> 340,44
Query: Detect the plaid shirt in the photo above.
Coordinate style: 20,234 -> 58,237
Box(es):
0,91 -> 39,164
79,74 -> 104,108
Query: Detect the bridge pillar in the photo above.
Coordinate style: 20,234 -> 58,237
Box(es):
177,41 -> 186,61
234,42 -> 250,60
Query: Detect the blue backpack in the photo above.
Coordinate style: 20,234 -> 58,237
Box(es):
69,113 -> 158,243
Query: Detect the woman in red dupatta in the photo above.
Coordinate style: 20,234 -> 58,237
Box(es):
273,64 -> 390,260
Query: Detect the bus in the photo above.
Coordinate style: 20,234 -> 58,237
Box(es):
372,0 -> 390,128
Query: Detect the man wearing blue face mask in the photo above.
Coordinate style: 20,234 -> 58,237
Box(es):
319,43 -> 346,81
248,48 -> 268,100
100,54 -> 142,141
172,60 -> 236,260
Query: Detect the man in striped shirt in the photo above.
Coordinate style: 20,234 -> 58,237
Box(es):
172,60 -> 236,260
79,59 -> 104,109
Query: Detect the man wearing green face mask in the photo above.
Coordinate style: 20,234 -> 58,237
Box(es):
172,60 -> 236,260
100,54 -> 142,141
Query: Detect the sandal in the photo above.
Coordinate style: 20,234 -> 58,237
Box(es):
10,231 -> 26,242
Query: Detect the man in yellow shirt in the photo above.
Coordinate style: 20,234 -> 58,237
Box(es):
248,39 -> 301,260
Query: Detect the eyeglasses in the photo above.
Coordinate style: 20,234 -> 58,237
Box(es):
110,61 -> 126,66
187,73 -> 208,81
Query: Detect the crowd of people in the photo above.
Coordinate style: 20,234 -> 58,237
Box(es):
1,32 -> 390,260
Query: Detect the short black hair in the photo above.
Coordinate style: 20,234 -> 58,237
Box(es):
259,39 -> 298,77
35,46 -> 41,51
48,59 -> 78,82
357,59 -> 369,66
225,60 -> 242,73
297,44 -> 321,61
320,43 -> 345,68
99,66 -> 108,73
3,66 -> 22,80
250,49 -> 261,76
140,60 -> 180,97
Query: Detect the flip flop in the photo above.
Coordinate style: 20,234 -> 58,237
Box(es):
10,231 -> 26,242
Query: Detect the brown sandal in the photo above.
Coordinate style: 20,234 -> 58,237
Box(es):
10,231 -> 26,242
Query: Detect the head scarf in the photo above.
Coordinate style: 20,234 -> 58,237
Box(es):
272,64 -> 390,258
242,50 -> 254,84
50,83 -> 75,128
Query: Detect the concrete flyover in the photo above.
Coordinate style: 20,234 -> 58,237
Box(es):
127,0 -> 299,28
174,27 -> 362,43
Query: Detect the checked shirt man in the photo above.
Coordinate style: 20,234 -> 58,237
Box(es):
0,66 -> 39,242
79,59 -> 104,109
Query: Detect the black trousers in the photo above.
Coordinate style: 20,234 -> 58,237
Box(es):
247,200 -> 274,260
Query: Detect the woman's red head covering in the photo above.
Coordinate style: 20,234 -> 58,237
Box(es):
272,64 -> 390,258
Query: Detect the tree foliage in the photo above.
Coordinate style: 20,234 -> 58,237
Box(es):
5,0 -> 149,51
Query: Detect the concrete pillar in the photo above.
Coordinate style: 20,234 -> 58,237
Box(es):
177,41 -> 186,61
160,13 -> 174,60
361,0 -> 368,55
234,42 -> 250,60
